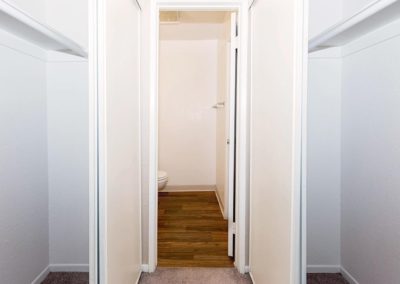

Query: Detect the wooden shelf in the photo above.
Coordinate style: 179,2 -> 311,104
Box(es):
0,0 -> 87,58
309,0 -> 400,53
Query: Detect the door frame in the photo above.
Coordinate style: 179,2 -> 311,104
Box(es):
147,0 -> 250,274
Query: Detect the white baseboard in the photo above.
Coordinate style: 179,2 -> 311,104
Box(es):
135,270 -> 143,284
340,267 -> 360,284
31,266 -> 50,284
214,190 -> 226,219
307,265 -> 340,273
49,264 -> 90,272
162,185 -> 216,192
141,264 -> 150,272
249,271 -> 255,284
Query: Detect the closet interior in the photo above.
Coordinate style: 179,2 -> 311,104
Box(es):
0,0 -> 89,283
307,0 -> 400,283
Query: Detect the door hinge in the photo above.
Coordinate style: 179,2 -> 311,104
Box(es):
227,139 -> 230,145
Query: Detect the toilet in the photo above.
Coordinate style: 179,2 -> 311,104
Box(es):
158,170 -> 168,190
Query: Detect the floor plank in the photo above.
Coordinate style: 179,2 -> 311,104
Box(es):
158,191 -> 234,267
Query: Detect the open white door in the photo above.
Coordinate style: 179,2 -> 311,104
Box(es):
96,0 -> 142,283
227,12 -> 238,258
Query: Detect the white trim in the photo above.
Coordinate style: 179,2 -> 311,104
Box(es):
306,265 -> 341,273
137,6 -> 144,282
340,267 -> 360,284
49,264 -> 90,272
294,0 -> 308,282
249,271 -> 256,284
141,264 -> 150,273
96,0 -> 108,282
31,266 -> 50,284
227,11 -> 236,258
147,0 -> 158,273
234,1 -> 250,274
88,0 -> 99,284
135,270 -> 143,284
148,0 -> 249,274
214,189 -> 226,219
162,185 -> 216,192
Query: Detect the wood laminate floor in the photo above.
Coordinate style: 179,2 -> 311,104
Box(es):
158,191 -> 234,267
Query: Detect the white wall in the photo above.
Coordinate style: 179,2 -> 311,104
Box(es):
7,0 -> 45,21
309,0 -> 342,38
1,0 -> 89,279
307,56 -> 342,269
47,62 -> 89,266
340,21 -> 400,284
45,0 -> 88,49
307,0 -> 343,271
308,1 -> 400,281
45,0 -> 89,267
158,39 -> 218,186
0,33 -> 49,283
104,0 -> 142,282
250,0 -> 304,281
343,0 -> 376,18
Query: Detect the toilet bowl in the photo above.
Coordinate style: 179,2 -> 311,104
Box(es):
158,170 -> 168,190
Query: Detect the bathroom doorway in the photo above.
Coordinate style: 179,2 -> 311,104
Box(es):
146,0 -> 250,273
156,10 -> 237,267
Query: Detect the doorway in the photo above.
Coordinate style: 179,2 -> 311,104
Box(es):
147,1 -> 250,273
157,10 -> 236,267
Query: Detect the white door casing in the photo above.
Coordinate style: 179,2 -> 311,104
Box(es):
227,11 -> 238,258
147,0 -> 250,274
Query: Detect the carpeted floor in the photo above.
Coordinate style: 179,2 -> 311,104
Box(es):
139,268 -> 252,284
40,271 -> 349,283
307,273 -> 349,284
41,272 -> 89,284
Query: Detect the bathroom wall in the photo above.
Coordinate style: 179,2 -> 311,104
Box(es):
159,39 -> 218,186
159,21 -> 229,187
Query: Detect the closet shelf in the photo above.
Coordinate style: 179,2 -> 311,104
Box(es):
0,0 -> 87,58
309,0 -> 400,53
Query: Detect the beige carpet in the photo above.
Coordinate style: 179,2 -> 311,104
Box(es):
139,268 -> 252,284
